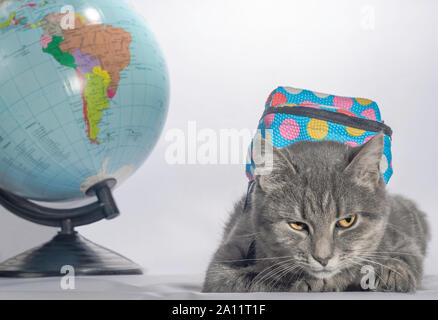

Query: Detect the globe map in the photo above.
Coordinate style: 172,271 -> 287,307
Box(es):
0,0 -> 169,201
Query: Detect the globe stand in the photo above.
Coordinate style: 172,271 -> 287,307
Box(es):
0,179 -> 143,277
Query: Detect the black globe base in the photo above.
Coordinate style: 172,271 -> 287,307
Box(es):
0,232 -> 143,277
0,179 -> 143,278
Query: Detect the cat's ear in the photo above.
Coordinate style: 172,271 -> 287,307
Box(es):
252,135 -> 296,192
344,132 -> 384,189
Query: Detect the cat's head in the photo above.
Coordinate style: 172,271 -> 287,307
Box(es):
251,133 -> 389,279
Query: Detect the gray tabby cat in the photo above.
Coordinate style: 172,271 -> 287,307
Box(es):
203,133 -> 429,292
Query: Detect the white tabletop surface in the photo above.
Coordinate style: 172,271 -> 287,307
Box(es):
0,274 -> 437,300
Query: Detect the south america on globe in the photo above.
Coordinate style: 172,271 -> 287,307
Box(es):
0,0 -> 170,201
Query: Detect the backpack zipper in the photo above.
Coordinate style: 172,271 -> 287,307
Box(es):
262,106 -> 392,137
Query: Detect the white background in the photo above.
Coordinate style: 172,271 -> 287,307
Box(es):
0,0 -> 437,277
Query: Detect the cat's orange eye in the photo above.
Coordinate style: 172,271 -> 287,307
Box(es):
337,215 -> 356,228
289,222 -> 307,231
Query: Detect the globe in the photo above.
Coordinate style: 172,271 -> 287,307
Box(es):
0,0 -> 169,201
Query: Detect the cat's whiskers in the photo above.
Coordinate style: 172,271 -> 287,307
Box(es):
268,263 -> 303,290
353,256 -> 412,285
250,258 -> 296,291
344,257 -> 387,287
355,250 -> 422,258
258,262 -> 294,291
355,253 -> 421,276
349,257 -> 391,288
292,266 -> 308,288
356,252 -> 404,263
251,259 -> 295,286
213,255 -> 293,264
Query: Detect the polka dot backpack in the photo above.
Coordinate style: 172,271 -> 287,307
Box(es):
246,86 -> 393,184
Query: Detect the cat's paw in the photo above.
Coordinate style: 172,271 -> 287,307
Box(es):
375,263 -> 417,293
289,278 -> 324,292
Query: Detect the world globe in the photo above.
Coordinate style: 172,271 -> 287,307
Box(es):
0,0 -> 169,201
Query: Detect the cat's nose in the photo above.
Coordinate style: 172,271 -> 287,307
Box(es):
312,255 -> 330,267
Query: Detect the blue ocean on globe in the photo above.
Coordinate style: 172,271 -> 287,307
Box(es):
0,0 -> 169,201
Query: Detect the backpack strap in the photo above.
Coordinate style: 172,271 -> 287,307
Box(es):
245,239 -> 257,262
243,180 -> 257,262
243,180 -> 255,213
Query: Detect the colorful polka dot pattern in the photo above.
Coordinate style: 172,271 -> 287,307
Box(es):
246,86 -> 393,184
